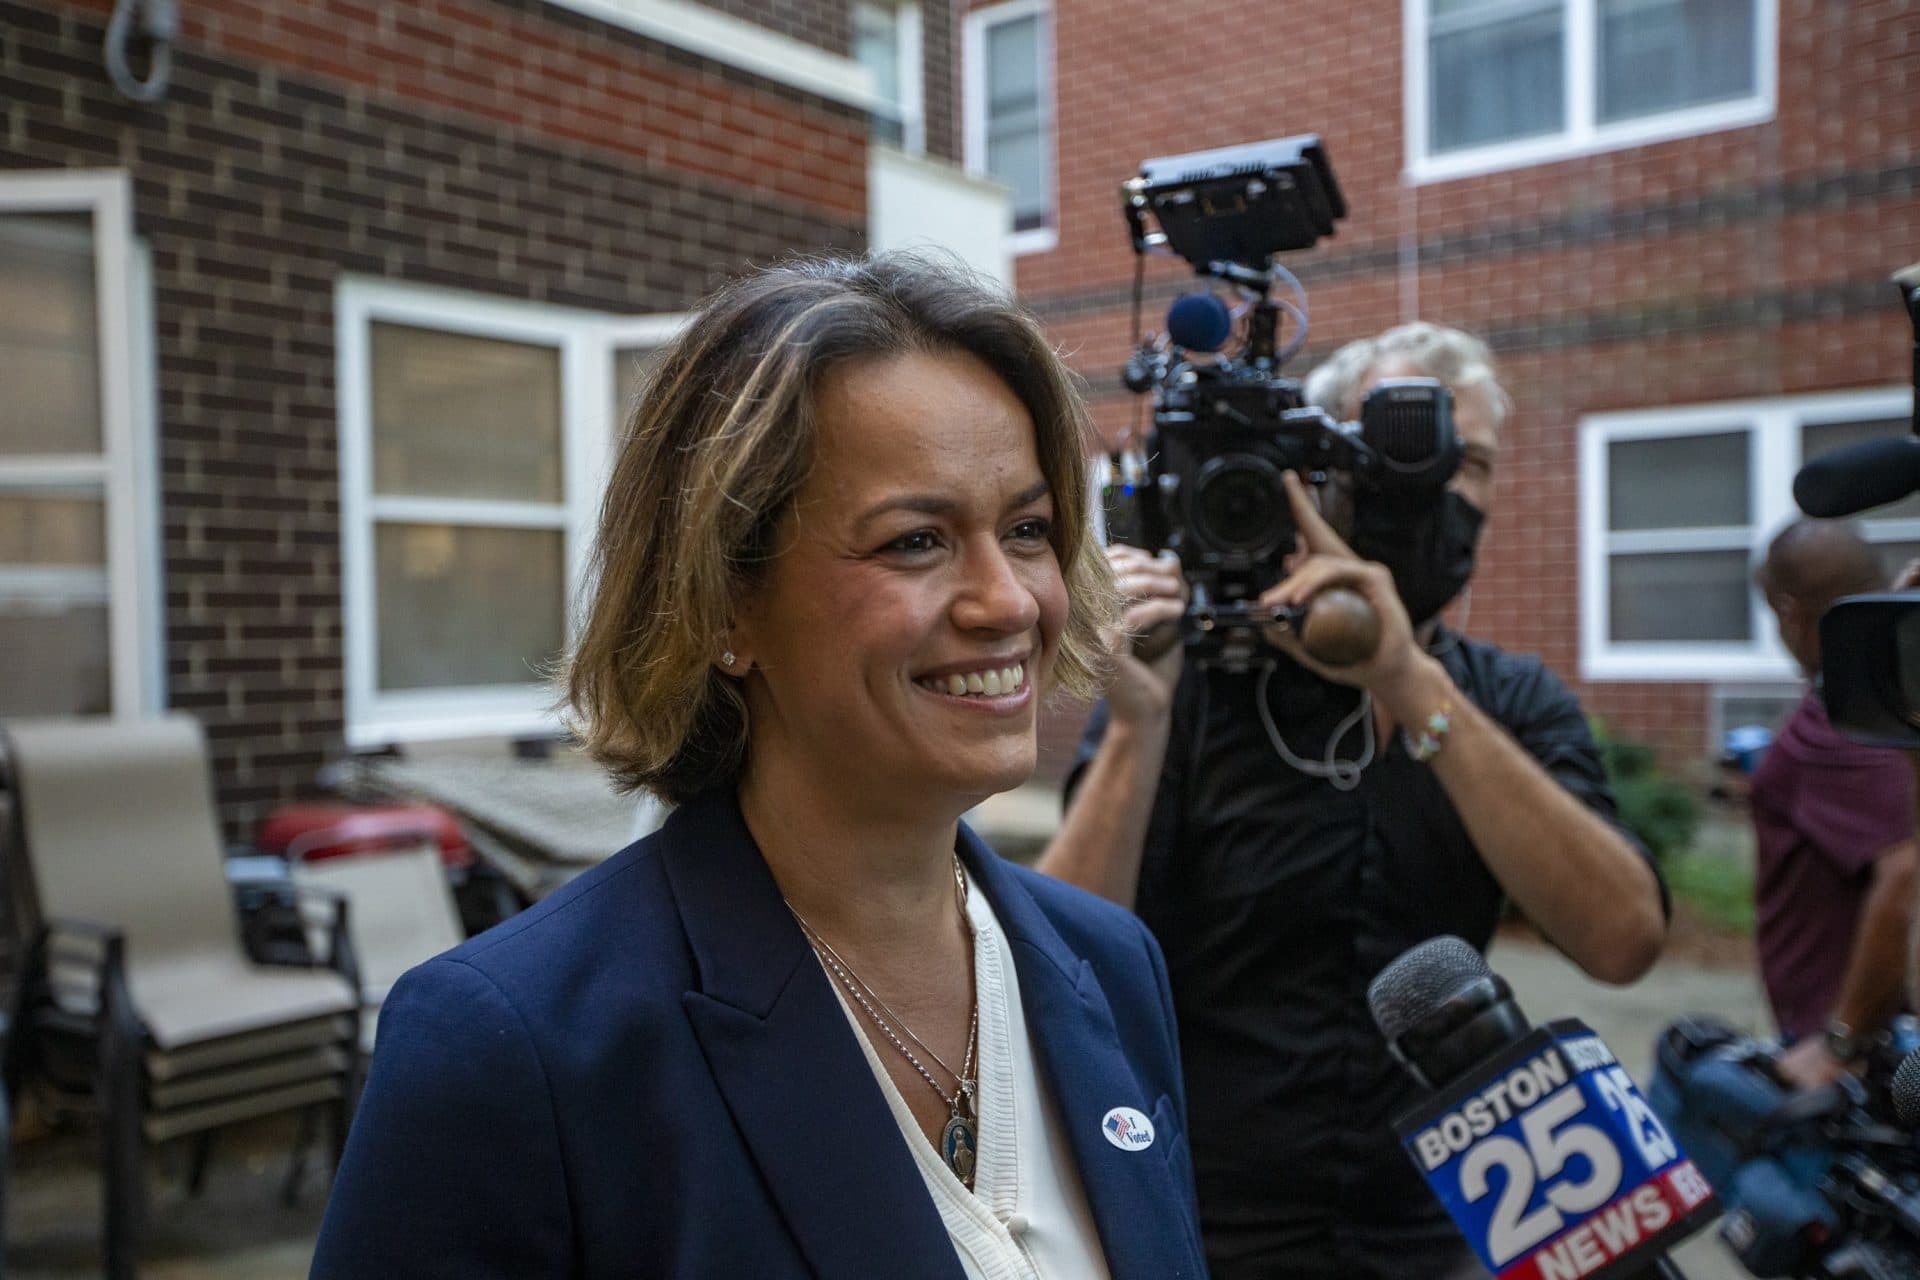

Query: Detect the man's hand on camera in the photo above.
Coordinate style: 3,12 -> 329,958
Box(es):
1258,471 -> 1445,723
1776,1035 -> 1853,1091
1104,544 -> 1187,725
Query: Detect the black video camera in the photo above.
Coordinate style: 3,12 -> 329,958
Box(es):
1794,263 -> 1920,746
1107,135 -> 1461,670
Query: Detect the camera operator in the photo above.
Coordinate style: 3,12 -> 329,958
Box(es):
1038,323 -> 1668,1280
1751,519 -> 1917,1090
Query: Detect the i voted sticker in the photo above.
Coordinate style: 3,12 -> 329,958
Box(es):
1101,1107 -> 1155,1151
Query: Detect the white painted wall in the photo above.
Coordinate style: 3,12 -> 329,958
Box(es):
868,146 -> 1013,291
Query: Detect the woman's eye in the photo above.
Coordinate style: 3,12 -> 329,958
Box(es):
1009,518 -> 1052,543
885,529 -> 940,554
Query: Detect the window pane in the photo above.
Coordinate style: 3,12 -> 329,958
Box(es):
855,3 -> 902,110
984,14 -> 1048,228
1429,7 -> 1565,153
1599,0 -> 1756,123
1608,431 -> 1749,531
986,16 -> 1039,105
0,214 -> 101,457
371,323 -> 563,503
0,598 -> 110,717
1802,418 -> 1920,521
855,2 -> 910,145
0,491 -> 106,566
1717,689 -> 1801,736
1609,550 -> 1753,641
375,523 -> 565,691
988,128 -> 1047,229
1869,539 -> 1920,587
610,346 -> 662,435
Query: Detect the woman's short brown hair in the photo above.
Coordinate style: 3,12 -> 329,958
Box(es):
563,253 -> 1116,803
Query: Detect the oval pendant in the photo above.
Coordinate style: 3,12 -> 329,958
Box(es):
941,1112 -> 977,1185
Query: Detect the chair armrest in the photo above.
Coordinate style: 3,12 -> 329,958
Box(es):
40,916 -> 127,991
32,918 -> 142,1046
287,887 -> 361,998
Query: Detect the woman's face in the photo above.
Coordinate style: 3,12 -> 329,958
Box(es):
731,348 -> 1067,813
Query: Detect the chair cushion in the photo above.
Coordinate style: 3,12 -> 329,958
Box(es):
128,952 -> 357,1050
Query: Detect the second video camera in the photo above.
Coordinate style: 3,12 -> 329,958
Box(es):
1107,135 -> 1461,669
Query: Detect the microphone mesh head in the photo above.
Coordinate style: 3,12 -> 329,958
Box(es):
1894,1046 -> 1920,1129
1368,935 -> 1491,1044
1165,292 -> 1232,353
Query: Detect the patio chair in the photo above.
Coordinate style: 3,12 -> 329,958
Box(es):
285,829 -> 465,1053
0,715 -> 361,1280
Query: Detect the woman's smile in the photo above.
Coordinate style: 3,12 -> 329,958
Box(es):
912,657 -> 1032,705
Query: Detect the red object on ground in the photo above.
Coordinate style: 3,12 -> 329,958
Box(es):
256,803 -> 473,870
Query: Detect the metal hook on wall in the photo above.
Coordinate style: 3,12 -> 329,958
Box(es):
104,0 -> 179,104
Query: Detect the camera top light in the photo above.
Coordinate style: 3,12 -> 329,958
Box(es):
1129,134 -> 1346,271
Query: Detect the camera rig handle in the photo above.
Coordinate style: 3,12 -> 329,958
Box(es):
1130,587 -> 1380,668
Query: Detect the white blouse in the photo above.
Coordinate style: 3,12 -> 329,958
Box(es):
825,883 -> 1111,1280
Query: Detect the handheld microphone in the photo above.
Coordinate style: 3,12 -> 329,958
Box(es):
1791,435 -> 1920,518
1893,1045 -> 1920,1129
1368,937 -> 1718,1280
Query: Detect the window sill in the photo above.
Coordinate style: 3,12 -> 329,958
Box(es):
1405,95 -> 1774,186
1009,225 -> 1057,257
1580,648 -> 1798,684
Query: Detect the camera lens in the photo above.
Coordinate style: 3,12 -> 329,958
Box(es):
1193,454 -> 1288,558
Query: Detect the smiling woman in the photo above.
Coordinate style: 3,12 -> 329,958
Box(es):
310,255 -> 1209,1280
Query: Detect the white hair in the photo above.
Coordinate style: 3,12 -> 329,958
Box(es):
1303,322 -> 1510,431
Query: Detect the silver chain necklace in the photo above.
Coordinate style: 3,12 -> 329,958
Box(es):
787,856 -> 979,1188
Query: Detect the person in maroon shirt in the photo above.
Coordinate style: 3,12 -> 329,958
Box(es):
1752,518 -> 1917,1088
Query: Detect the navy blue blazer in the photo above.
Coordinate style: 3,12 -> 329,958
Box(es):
310,790 -> 1207,1278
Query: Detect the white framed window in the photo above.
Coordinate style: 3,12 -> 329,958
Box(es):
336,280 -> 683,747
964,0 -> 1057,255
1579,388 -> 1914,682
0,170 -> 161,720
1406,0 -> 1776,183
855,1 -> 925,154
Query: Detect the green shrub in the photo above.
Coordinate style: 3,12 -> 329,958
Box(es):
1591,719 -> 1700,865
1663,848 -> 1756,934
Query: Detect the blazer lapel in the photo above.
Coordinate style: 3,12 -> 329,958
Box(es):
962,826 -> 1202,1280
661,793 -> 964,1280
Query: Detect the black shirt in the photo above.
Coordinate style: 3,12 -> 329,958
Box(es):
1066,630 -> 1660,1280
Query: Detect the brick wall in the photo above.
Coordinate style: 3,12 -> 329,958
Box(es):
3,0 -> 868,836
921,0 -> 961,163
1022,0 -> 1918,764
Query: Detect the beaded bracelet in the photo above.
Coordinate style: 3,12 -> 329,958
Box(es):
1403,704 -> 1454,763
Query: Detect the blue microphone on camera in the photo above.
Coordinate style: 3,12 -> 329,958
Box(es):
1165,292 -> 1233,353
1369,937 -> 1719,1280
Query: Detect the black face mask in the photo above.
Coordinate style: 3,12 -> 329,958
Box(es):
1348,491 -> 1486,626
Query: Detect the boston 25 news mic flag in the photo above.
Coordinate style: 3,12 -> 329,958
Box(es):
1369,938 -> 1719,1280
